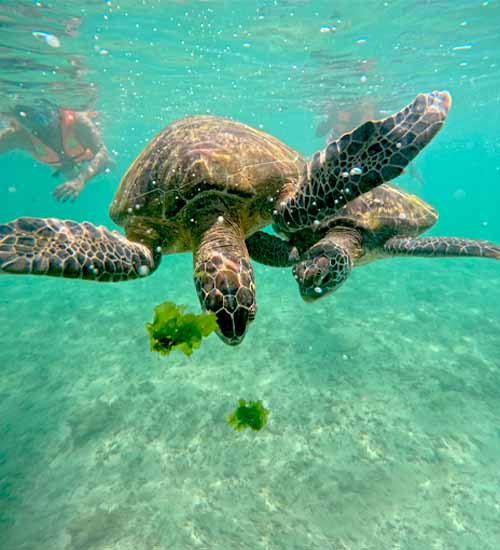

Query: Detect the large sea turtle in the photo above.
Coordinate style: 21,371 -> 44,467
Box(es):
247,183 -> 500,301
0,91 -> 450,345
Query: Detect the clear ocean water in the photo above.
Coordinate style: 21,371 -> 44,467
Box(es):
1,1 -> 499,549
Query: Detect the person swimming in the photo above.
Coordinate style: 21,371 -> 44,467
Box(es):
0,98 -> 115,201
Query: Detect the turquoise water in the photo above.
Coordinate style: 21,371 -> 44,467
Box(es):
1,1 -> 500,549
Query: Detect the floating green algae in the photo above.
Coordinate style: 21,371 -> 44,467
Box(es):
146,301 -> 219,357
228,399 -> 270,431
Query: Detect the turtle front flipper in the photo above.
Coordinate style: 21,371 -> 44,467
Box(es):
246,231 -> 299,267
0,217 -> 159,281
193,215 -> 256,346
275,91 -> 451,232
384,236 -> 500,259
292,228 -> 362,302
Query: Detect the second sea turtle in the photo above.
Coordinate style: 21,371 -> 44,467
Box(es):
247,183 -> 500,301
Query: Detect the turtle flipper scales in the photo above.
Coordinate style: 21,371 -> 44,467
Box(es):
384,236 -> 500,259
275,91 -> 451,231
0,217 -> 159,281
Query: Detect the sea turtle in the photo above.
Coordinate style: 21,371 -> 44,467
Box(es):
247,183 -> 500,301
0,91 -> 450,345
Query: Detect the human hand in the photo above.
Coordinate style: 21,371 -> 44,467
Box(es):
53,177 -> 85,202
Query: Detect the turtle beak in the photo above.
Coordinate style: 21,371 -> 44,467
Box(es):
300,286 -> 327,302
194,254 -> 257,347
294,260 -> 330,302
217,332 -> 245,346
213,304 -> 256,346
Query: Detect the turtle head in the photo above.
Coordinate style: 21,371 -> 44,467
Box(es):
293,242 -> 352,302
194,255 -> 257,346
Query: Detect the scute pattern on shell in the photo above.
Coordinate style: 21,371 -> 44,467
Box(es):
109,115 -> 304,226
324,183 -> 438,236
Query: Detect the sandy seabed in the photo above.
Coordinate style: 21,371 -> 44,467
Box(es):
1,255 -> 499,550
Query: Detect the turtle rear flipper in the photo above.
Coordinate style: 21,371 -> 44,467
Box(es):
0,217 -> 159,281
246,231 -> 299,267
276,91 -> 451,231
384,236 -> 500,259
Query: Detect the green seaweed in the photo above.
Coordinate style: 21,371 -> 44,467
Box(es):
146,301 -> 219,357
228,399 -> 270,431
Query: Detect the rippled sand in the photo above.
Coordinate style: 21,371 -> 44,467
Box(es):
1,256 -> 499,550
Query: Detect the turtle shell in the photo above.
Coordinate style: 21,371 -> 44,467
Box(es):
109,115 -> 304,229
324,183 -> 438,237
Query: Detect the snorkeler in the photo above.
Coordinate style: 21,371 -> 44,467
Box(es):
0,99 -> 114,201
315,58 -> 425,186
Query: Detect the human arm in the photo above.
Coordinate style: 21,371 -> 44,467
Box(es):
53,113 -> 115,201
0,126 -> 22,154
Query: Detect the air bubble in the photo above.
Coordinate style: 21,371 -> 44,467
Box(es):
32,31 -> 61,48
350,166 -> 363,176
314,286 -> 323,294
138,265 -> 150,277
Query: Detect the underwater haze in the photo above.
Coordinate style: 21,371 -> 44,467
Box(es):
1,1 -> 500,549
